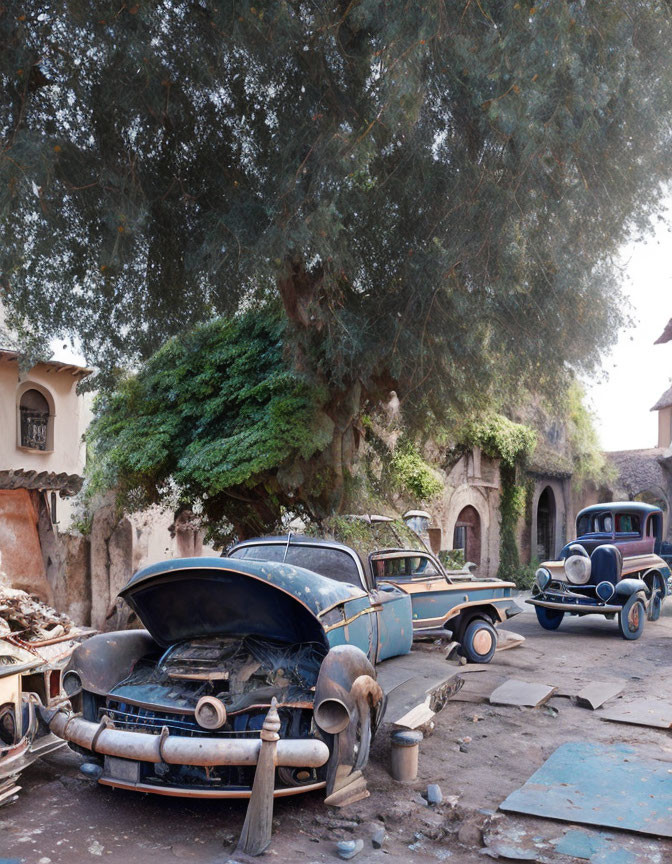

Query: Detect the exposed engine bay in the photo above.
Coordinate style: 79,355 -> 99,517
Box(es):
106,634 -> 326,717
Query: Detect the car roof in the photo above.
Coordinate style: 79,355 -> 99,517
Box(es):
577,501 -> 662,518
230,535 -> 359,555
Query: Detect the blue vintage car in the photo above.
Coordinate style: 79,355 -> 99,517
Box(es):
527,502 -> 671,640
47,555 -> 410,826
229,522 -> 520,664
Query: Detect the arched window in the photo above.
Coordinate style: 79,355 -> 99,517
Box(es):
17,385 -> 54,451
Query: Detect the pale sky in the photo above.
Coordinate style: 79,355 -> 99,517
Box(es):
585,215 -> 672,453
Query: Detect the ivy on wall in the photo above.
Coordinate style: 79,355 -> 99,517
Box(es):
456,414 -> 537,585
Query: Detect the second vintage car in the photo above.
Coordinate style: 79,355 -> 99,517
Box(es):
229,516 -> 521,664
527,502 -> 671,639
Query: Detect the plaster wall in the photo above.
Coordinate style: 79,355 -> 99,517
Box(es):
0,488 -> 50,601
0,361 -> 87,479
658,407 -> 672,449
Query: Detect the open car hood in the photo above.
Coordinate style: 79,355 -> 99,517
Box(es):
119,557 -> 366,648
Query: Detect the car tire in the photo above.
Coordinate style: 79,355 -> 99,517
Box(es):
535,606 -> 564,631
618,594 -> 646,640
461,619 -> 497,664
646,575 -> 664,622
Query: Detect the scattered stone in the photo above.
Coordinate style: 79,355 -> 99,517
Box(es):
87,840 -> 104,856
336,838 -> 364,860
413,793 -> 429,807
457,820 -> 483,848
371,827 -> 387,849
459,744 -> 470,753
427,784 -> 443,805
408,832 -> 425,852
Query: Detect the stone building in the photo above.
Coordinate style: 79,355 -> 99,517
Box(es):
423,434 -> 580,580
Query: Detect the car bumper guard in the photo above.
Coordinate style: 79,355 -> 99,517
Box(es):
48,710 -> 330,769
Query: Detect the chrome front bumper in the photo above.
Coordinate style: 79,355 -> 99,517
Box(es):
49,711 -> 330,770
526,597 -> 622,614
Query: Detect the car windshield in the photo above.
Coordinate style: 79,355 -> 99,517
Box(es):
373,554 -> 441,582
230,544 -> 363,587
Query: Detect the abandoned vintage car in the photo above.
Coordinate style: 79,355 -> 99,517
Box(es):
527,502 -> 671,639
47,556 -> 409,852
229,517 -> 520,664
0,585 -> 92,805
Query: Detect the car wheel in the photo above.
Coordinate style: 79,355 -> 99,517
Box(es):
646,575 -> 664,622
535,606 -> 564,631
618,594 -> 646,640
461,619 -> 497,664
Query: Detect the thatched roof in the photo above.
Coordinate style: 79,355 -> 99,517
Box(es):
606,448 -> 668,499
655,318 -> 672,345
651,385 -> 672,411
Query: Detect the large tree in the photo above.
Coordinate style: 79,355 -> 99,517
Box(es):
3,2 -> 672,526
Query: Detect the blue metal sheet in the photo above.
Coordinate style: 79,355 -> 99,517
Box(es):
500,741 -> 672,838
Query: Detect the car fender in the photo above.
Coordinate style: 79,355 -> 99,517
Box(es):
614,578 -> 647,602
68,630 -> 158,696
313,645 -> 384,796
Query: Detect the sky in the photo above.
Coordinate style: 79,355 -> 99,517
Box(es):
584,215 -> 672,453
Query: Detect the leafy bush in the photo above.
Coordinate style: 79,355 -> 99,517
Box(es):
389,442 -> 444,501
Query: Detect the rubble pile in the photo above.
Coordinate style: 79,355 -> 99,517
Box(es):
0,578 -> 75,643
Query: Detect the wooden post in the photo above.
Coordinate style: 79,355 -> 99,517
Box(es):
237,697 -> 281,857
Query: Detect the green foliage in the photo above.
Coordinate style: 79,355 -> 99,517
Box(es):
87,312 -> 331,536
459,415 -> 537,468
438,548 -> 466,571
566,382 -> 616,489
497,464 -> 527,583
389,442 -> 444,502
514,559 -> 541,591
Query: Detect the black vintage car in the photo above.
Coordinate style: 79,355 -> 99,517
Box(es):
527,502 -> 671,640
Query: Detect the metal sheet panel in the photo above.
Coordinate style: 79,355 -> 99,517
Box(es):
499,741 -> 672,838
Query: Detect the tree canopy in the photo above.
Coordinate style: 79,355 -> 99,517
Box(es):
3,1 -> 672,526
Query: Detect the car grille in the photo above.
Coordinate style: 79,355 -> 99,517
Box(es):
102,700 -> 261,739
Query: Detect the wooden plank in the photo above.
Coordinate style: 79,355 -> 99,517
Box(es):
450,674 -> 507,704
499,741 -> 672,838
599,700 -> 672,729
489,679 -> 557,708
576,681 -> 624,710
495,629 -> 525,652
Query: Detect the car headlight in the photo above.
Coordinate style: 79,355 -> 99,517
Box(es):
62,670 -> 82,697
535,567 -> 552,592
564,554 -> 592,585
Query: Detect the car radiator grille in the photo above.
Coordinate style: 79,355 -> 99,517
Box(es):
102,700 -> 261,738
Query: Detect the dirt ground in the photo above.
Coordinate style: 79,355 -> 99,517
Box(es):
2,600 -> 672,864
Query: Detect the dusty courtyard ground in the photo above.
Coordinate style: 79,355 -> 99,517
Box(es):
2,600 -> 672,863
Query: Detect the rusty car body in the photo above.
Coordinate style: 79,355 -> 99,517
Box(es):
0,634 -> 86,804
229,517 -> 520,664
48,556 -> 410,817
527,502 -> 671,639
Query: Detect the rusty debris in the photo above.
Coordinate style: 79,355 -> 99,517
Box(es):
0,581 -> 76,643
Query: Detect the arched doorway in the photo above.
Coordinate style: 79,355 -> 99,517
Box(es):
536,486 -> 556,561
453,505 -> 481,566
